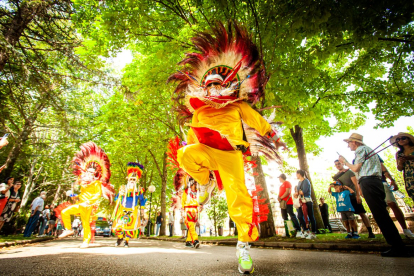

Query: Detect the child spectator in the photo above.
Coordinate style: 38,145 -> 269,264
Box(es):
328,181 -> 360,239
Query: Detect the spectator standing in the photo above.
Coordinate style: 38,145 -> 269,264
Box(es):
38,205 -> 50,236
180,215 -> 187,238
0,180 -> 21,230
318,198 -> 332,233
168,211 -> 174,237
229,218 -> 235,236
392,132 -> 414,201
339,133 -> 407,257
0,177 -> 14,215
278,174 -> 301,237
23,191 -> 46,237
328,181 -> 360,239
141,217 -> 147,237
155,211 -> 162,236
379,159 -> 414,238
333,160 -> 375,238
48,205 -> 57,236
72,217 -> 81,237
56,217 -> 63,236
294,170 -> 317,239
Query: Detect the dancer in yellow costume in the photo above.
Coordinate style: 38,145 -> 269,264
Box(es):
112,162 -> 146,247
59,142 -> 114,249
168,22 -> 286,274
181,176 -> 201,248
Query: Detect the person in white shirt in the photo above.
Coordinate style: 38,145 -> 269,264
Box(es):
23,191 -> 46,237
168,211 -> 175,237
72,217 -> 81,237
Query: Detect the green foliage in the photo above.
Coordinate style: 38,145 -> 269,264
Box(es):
206,191 -> 229,230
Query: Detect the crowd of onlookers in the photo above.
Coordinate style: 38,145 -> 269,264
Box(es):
278,132 -> 414,257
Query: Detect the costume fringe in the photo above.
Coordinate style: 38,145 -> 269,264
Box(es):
54,201 -> 72,218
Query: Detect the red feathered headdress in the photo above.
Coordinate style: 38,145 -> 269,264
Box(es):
168,21 -> 268,113
72,142 -> 115,202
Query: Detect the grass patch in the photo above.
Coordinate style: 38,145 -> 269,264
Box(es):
261,232 -> 414,244
0,234 -> 35,243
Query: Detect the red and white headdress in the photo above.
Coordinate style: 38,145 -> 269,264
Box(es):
168,22 -> 268,113
72,142 -> 115,202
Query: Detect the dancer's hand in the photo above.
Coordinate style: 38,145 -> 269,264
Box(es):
0,137 -> 8,149
275,140 -> 288,151
338,155 -> 347,164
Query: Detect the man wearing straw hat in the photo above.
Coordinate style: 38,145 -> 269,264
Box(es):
338,133 -> 408,257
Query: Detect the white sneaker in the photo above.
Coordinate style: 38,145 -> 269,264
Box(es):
306,233 -> 317,240
295,231 -> 304,238
403,229 -> 414,239
79,242 -> 89,249
302,231 -> 309,239
198,176 -> 216,205
236,241 -> 254,274
58,229 -> 74,239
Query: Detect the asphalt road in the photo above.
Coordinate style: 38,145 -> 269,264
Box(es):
0,237 -> 412,275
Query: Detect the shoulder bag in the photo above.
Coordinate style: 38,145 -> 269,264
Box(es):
280,194 -> 291,209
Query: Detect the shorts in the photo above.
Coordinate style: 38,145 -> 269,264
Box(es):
383,182 -> 397,204
340,211 -> 355,221
350,196 -> 366,214
48,220 -> 55,226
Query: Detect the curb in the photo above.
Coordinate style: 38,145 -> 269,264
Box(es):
141,237 -> 414,252
0,237 -> 55,248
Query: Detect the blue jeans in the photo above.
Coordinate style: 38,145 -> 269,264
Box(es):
23,211 -> 41,237
156,223 -> 161,236
39,219 -> 48,235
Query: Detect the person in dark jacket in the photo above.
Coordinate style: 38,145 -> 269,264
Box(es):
318,198 -> 332,233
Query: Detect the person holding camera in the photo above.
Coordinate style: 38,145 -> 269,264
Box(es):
0,177 -> 14,215
328,181 -> 360,239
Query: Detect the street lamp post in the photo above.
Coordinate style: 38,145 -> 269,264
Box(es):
147,185 -> 156,237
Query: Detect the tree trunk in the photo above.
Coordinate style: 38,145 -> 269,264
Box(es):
2,118 -> 34,177
290,125 -> 324,231
20,158 -> 43,209
252,155 -> 276,238
159,152 -> 168,236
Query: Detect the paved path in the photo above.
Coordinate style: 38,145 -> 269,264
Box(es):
0,237 -> 411,275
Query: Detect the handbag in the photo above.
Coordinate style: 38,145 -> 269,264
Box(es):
292,196 -> 301,209
280,195 -> 291,209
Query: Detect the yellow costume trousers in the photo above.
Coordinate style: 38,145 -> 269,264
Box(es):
185,221 -> 198,242
178,143 -> 258,242
62,204 -> 93,244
